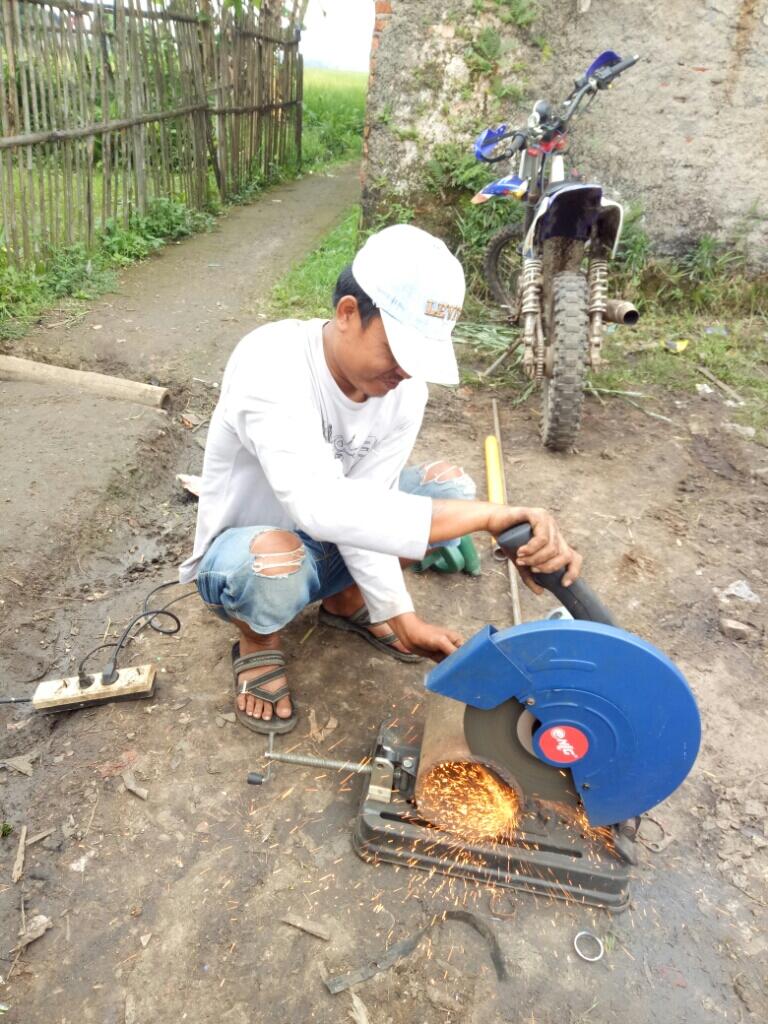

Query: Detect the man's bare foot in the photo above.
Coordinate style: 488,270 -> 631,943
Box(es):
321,591 -> 412,656
235,633 -> 293,722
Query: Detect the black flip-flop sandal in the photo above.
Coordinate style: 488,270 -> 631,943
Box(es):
231,642 -> 298,735
317,606 -> 422,663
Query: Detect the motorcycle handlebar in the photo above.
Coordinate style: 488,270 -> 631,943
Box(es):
484,55 -> 639,162
497,525 -> 617,626
482,130 -> 527,163
506,131 -> 527,156
561,84 -> 591,124
564,53 -> 640,113
599,53 -> 640,87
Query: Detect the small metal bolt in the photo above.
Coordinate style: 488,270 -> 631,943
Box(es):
402,757 -> 415,770
525,697 -> 536,706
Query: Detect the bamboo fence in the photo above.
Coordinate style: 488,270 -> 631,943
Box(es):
0,0 -> 306,266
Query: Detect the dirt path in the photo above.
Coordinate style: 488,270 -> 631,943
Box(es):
5,165 -> 360,385
0,164 -> 361,680
1,165 -> 767,1023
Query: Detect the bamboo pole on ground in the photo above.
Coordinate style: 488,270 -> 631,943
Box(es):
0,355 -> 171,409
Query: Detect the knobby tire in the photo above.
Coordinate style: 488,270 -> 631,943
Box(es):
540,271 -> 589,451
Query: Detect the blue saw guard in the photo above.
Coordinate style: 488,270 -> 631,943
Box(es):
425,620 -> 701,826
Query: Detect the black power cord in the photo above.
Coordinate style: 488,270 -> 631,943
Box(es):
0,580 -> 197,703
78,580 -> 197,684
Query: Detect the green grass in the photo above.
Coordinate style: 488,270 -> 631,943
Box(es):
456,309 -> 768,441
301,68 -> 367,170
0,199 -> 214,341
267,206 -> 360,320
266,195 -> 768,444
591,313 -> 768,437
610,209 -> 768,318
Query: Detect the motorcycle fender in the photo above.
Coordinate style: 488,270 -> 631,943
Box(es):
523,183 -> 602,256
523,197 -> 551,255
596,198 -> 624,257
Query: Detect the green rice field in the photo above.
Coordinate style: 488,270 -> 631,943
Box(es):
301,67 -> 368,169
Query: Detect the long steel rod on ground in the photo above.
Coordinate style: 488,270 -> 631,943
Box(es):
481,337 -> 522,378
491,398 -> 523,625
265,751 -> 372,774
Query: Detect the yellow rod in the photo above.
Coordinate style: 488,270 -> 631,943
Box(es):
484,435 -> 505,507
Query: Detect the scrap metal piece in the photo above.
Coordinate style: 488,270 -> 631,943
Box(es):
281,914 -> 331,941
573,930 -> 604,962
324,910 -> 508,995
637,815 -> 674,853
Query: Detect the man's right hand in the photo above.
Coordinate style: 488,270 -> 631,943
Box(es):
389,612 -> 464,662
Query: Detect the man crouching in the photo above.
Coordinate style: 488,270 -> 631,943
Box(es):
180,225 -> 581,733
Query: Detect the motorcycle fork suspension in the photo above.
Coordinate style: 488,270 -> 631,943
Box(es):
587,258 -> 609,368
521,257 -> 544,381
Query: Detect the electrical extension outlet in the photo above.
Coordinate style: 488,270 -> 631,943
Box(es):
32,664 -> 157,712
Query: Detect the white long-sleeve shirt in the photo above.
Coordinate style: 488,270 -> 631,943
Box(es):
179,319 -> 433,622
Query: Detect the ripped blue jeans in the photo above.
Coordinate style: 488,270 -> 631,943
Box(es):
196,461 -> 476,634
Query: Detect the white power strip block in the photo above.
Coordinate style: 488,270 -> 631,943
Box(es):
32,664 -> 156,712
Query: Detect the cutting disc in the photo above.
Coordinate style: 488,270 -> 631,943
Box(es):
425,619 -> 701,826
464,699 -> 579,808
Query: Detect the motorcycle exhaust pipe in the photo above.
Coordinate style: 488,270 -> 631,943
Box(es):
604,299 -> 639,326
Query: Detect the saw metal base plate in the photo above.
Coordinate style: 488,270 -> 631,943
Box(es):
353,719 -> 633,913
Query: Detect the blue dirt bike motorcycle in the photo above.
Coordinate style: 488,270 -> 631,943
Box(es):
473,51 -> 640,451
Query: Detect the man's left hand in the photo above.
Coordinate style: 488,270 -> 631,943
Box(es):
389,612 -> 463,662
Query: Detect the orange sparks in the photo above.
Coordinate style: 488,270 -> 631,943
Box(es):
418,761 -> 521,842
574,808 -> 618,854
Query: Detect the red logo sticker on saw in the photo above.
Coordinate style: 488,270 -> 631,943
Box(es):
538,725 -> 589,763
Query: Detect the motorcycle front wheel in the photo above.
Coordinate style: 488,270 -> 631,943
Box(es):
484,223 -> 523,320
540,271 -> 589,452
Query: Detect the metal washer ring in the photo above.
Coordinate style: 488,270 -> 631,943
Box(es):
573,931 -> 604,962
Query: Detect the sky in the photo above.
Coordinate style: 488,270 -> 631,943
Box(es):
300,0 -> 375,72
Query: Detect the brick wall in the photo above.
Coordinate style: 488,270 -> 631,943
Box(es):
364,1 -> 394,168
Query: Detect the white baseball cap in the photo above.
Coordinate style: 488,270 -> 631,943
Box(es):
352,224 -> 466,386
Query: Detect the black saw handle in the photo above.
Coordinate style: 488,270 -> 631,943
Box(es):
497,524 -> 617,627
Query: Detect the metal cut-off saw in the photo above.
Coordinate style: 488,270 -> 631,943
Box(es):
353,524 -> 701,910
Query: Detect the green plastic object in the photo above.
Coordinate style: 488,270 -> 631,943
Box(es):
413,535 -> 481,576
458,534 -> 481,576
